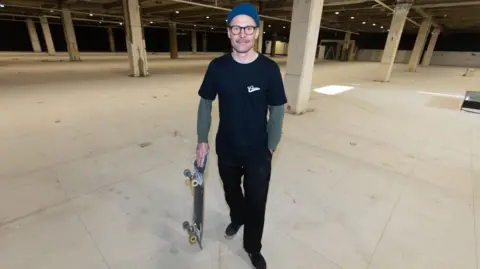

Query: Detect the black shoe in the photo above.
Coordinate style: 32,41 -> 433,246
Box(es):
248,252 -> 267,269
224,222 -> 242,239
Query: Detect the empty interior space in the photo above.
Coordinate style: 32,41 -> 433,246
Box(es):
1,0 -> 480,268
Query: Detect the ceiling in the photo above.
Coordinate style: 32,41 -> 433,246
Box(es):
0,0 -> 479,35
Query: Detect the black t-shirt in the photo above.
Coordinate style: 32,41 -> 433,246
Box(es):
198,53 -> 287,158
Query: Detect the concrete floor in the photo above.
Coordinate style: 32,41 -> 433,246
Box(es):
1,52 -> 479,269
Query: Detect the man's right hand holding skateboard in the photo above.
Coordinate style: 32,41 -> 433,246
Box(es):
196,142 -> 209,168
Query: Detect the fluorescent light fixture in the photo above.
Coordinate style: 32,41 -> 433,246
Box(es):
314,85 -> 354,95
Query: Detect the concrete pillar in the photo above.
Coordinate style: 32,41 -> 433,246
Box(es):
283,0 -> 324,115
408,18 -> 431,72
169,22 -> 178,59
317,45 -> 326,60
335,43 -> 342,60
202,32 -> 207,52
348,40 -> 356,61
26,19 -> 41,52
421,28 -> 440,67
123,0 -> 148,77
375,0 -> 412,82
61,8 -> 81,61
256,20 -> 264,53
107,27 -> 116,52
270,32 -> 277,57
342,32 -> 351,61
191,30 -> 197,53
39,16 -> 55,55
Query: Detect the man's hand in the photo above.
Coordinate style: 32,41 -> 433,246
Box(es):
196,142 -> 209,167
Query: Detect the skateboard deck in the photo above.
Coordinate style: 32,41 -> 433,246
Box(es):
182,154 -> 208,249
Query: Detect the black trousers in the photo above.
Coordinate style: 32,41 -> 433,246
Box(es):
218,149 -> 272,253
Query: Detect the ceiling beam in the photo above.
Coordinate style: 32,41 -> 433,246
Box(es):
413,7 -> 442,30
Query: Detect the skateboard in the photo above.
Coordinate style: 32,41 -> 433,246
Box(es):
182,154 -> 208,249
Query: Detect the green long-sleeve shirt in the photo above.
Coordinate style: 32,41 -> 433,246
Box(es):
197,97 -> 285,151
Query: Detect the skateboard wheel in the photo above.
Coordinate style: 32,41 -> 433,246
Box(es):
189,235 -> 197,244
184,169 -> 192,178
182,221 -> 190,231
191,179 -> 199,187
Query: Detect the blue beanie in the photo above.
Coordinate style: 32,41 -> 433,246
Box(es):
227,3 -> 260,27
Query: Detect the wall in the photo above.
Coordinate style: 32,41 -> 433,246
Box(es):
356,49 -> 480,67
356,49 -> 412,63
265,40 -> 288,55
430,51 -> 480,67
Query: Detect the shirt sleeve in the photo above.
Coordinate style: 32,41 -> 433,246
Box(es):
268,62 -> 288,106
198,61 -> 217,101
197,97 -> 213,143
267,104 -> 285,151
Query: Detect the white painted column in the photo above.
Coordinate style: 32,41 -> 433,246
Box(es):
284,0 -> 324,115
191,30 -> 197,53
421,28 -> 440,67
61,9 -> 80,61
256,20 -> 264,53
107,27 -> 116,52
123,0 -> 148,77
39,16 -> 55,55
375,0 -> 412,82
408,18 -> 431,72
26,19 -> 41,52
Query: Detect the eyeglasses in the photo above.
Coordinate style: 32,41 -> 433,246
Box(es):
228,25 -> 256,35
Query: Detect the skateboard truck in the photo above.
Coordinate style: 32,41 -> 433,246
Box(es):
182,155 -> 207,249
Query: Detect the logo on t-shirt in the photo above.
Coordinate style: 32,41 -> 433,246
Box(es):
247,85 -> 261,93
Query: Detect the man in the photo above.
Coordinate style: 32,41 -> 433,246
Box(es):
195,3 -> 287,269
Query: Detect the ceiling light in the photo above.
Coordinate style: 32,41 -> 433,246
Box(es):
362,21 -> 366,24
373,23 -> 376,26
50,10 -> 53,12
176,10 -> 179,13
283,26 -> 286,28
0,4 -> 5,7
206,16 -> 209,19
119,22 -> 123,25
263,32 -> 265,34
351,16 -> 354,19
268,25 -> 271,27
381,26 -> 383,28
89,13 -> 93,16
335,11 -> 339,14
194,25 -> 196,27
